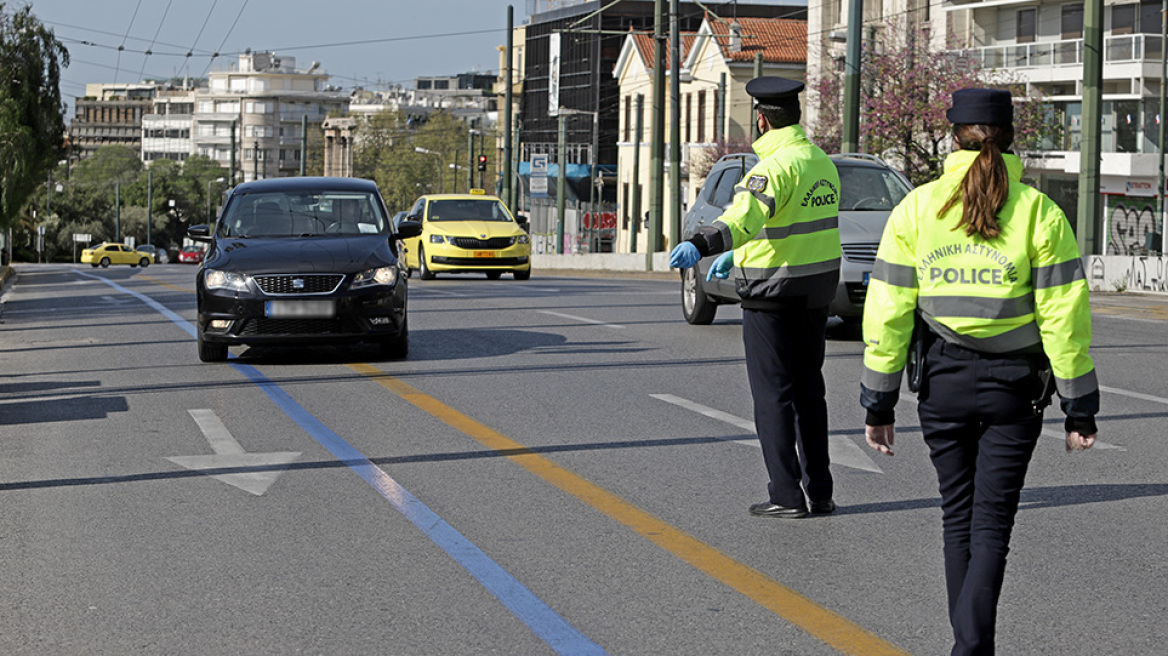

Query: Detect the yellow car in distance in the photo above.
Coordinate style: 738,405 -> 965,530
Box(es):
81,242 -> 155,268
401,190 -> 531,280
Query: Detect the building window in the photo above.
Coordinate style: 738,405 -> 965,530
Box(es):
1017,8 -> 1037,43
697,90 -> 706,143
1062,4 -> 1084,39
1139,0 -> 1160,33
1112,4 -> 1135,35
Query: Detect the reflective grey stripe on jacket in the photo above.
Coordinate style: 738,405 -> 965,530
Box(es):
918,292 -> 1036,320
752,216 -> 839,242
861,365 -> 903,393
1056,368 -> 1098,399
733,185 -> 776,218
871,259 -> 917,288
738,258 -> 841,281
735,261 -> 840,300
921,314 -> 1042,354
1033,259 -> 1085,289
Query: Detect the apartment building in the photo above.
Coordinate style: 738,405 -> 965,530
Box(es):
142,91 -> 196,164
68,83 -> 157,161
194,51 -> 348,183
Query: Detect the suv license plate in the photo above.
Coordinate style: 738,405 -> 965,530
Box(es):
266,300 -> 336,318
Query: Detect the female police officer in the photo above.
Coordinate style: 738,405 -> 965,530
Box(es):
859,88 -> 1098,655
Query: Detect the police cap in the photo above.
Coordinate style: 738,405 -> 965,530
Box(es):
946,88 -> 1013,126
745,77 -> 804,104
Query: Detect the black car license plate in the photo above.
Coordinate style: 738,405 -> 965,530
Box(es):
266,300 -> 336,318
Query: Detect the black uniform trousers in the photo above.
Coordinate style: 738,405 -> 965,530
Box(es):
742,305 -> 832,509
917,337 -> 1044,656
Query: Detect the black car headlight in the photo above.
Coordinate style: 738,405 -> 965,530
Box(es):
351,266 -> 398,288
205,269 -> 251,292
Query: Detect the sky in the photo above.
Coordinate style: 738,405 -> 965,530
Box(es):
30,0 -> 531,112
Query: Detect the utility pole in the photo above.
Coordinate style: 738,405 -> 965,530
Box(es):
146,169 -> 152,246
479,131 -> 486,190
631,93 -> 644,253
752,53 -> 763,141
841,0 -> 864,153
1078,0 -> 1102,255
230,120 -> 237,185
717,73 -> 726,142
115,182 -> 121,242
557,115 -> 567,254
467,132 -> 476,192
504,4 -> 514,212
1159,0 -> 1167,250
253,141 -> 260,181
669,0 -> 681,251
648,0 -> 665,264
300,115 -> 308,176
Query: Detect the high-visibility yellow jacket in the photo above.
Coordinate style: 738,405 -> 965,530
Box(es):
861,149 -> 1097,421
688,125 -> 842,309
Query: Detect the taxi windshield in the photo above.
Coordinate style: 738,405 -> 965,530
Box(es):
217,191 -> 388,238
426,199 -> 513,222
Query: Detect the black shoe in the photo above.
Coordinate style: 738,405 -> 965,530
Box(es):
749,501 -> 809,518
809,500 -> 837,515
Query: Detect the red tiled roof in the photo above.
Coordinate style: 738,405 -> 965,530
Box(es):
631,32 -> 698,72
708,17 -> 806,64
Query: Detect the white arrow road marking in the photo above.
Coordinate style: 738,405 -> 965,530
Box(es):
650,394 -> 883,473
537,309 -> 625,329
167,409 -> 302,496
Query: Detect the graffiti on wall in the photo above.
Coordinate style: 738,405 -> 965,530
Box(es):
1106,197 -> 1158,255
1087,255 -> 1168,293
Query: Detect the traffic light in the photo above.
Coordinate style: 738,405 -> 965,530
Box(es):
477,154 -> 487,171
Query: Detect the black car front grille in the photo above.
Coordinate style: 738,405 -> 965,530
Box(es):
254,274 -> 344,295
450,237 -> 515,250
842,243 -> 879,264
240,318 -> 345,335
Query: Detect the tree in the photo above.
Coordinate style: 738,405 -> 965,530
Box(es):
810,22 -> 1061,186
0,3 -> 68,227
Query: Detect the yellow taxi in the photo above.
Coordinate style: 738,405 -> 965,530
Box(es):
81,242 -> 155,268
401,190 -> 531,280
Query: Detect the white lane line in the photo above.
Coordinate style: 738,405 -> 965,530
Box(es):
650,393 -> 883,474
1101,385 -> 1168,405
537,309 -> 625,329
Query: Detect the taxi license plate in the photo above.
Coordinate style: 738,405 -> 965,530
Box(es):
266,300 -> 336,318
473,251 -> 495,258
862,271 -> 871,286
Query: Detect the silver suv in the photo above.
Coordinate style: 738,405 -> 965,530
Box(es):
680,153 -> 912,324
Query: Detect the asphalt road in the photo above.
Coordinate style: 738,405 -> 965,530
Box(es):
0,263 -> 1164,655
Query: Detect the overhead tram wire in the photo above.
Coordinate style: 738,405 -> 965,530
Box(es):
113,0 -> 145,83
201,0 -> 250,77
183,0 -> 220,79
138,0 -> 174,83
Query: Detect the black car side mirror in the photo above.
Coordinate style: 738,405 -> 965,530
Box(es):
396,220 -> 423,239
187,224 -> 213,242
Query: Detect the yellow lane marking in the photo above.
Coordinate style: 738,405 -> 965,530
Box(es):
349,362 -> 907,656
139,275 -> 192,293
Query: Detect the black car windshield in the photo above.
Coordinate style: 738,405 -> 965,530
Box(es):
426,199 -> 513,222
837,165 -> 912,211
217,191 -> 388,238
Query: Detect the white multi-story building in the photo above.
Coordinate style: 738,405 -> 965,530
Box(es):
193,51 -> 349,182
142,91 -> 196,164
808,0 -> 1166,255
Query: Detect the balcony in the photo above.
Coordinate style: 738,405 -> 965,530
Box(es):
965,33 -> 1163,70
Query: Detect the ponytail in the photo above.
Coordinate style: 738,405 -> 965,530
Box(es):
938,124 -> 1014,240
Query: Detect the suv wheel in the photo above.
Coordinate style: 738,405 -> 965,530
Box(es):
378,317 -> 409,360
681,267 -> 717,325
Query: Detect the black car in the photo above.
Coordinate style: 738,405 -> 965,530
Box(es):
188,177 -> 422,362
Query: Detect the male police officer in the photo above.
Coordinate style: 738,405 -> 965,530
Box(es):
670,77 -> 842,518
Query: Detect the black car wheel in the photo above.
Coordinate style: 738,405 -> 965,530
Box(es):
197,329 -> 229,362
418,247 -> 436,280
378,316 -> 409,360
681,267 -> 718,325
100,257 -> 110,268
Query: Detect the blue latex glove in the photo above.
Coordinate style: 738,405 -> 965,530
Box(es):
669,242 -> 701,269
706,251 -> 734,281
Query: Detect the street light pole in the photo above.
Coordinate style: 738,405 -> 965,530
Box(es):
253,140 -> 260,181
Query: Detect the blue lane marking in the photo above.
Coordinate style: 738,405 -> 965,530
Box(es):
77,270 -> 607,656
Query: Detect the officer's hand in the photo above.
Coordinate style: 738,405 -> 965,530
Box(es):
669,242 -> 701,269
1065,431 -> 1096,453
865,424 -> 895,456
706,251 -> 733,281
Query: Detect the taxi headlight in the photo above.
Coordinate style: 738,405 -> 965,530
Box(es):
516,234 -> 530,245
429,234 -> 447,244
204,269 -> 251,292
352,266 -> 398,288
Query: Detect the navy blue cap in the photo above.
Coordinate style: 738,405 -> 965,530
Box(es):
946,88 -> 1013,126
745,77 -> 804,104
